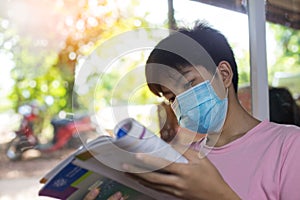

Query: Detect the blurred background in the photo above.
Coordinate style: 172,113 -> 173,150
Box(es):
0,0 -> 300,199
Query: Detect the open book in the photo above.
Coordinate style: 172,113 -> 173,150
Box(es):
38,118 -> 188,200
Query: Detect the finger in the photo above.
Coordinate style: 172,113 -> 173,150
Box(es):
107,191 -> 123,200
181,148 -> 204,162
137,179 -> 184,198
122,159 -> 159,173
123,164 -> 179,186
170,143 -> 192,155
134,153 -> 186,174
83,188 -> 100,200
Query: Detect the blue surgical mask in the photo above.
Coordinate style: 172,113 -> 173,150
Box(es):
171,79 -> 228,134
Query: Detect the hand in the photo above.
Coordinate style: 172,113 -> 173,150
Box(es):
158,102 -> 179,142
83,189 -> 124,200
123,148 -> 241,200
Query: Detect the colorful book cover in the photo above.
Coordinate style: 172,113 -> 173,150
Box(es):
39,161 -> 88,199
38,159 -> 148,200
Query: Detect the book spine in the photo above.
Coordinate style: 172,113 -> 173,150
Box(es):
114,118 -> 188,164
115,118 -> 157,139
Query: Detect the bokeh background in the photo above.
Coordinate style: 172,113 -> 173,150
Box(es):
1,0 -> 300,199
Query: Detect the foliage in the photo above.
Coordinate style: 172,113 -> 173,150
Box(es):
1,0 -> 168,136
267,23 -> 300,79
74,41 -> 162,113
233,22 -> 300,92
266,23 -> 300,96
2,1 -> 163,107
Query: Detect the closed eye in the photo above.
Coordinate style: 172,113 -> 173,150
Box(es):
183,80 -> 194,90
161,91 -> 176,104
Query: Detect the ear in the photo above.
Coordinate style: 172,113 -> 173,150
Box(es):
217,61 -> 233,88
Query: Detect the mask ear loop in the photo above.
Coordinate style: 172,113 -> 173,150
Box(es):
210,67 -> 228,98
210,68 -> 218,84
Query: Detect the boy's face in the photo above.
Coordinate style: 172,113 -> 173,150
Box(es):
156,64 -> 228,136
159,65 -> 214,103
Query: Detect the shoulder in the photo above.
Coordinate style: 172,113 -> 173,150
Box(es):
268,122 -> 300,141
268,124 -> 300,198
262,122 -> 300,169
254,120 -> 300,139
250,121 -> 300,153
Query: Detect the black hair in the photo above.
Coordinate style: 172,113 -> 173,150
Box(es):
145,22 -> 239,96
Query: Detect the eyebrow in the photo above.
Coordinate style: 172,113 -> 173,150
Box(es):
160,69 -> 191,97
174,70 -> 191,88
161,90 -> 173,97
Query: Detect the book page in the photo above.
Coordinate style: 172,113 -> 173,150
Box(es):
87,118 -> 187,172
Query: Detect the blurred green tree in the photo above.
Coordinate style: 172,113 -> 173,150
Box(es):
0,0 -> 167,136
266,23 -> 300,97
268,23 -> 300,80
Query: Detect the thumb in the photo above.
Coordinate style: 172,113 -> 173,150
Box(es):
183,148 -> 200,161
182,148 -> 209,163
171,144 -> 204,162
83,188 -> 100,200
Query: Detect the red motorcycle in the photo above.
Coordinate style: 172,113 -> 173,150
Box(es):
5,104 -> 97,161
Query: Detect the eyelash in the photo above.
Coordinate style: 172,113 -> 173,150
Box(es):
184,80 -> 194,89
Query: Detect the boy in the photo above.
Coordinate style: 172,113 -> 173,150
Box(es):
123,22 -> 300,199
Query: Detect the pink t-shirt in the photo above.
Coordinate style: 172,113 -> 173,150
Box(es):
192,120 -> 300,200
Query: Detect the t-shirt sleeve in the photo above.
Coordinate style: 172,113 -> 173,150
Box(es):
280,131 -> 300,199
